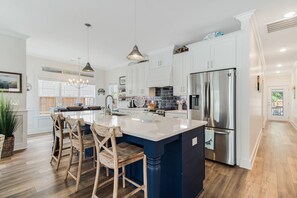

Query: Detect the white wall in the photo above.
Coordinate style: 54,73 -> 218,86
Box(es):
0,32 -> 28,150
235,11 -> 265,169
105,66 -> 127,90
290,69 -> 297,127
248,20 -> 264,165
26,56 -> 105,134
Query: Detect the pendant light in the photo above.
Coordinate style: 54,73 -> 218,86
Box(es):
82,23 -> 95,72
127,0 -> 144,61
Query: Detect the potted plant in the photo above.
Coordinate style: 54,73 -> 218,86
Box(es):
0,94 -> 21,158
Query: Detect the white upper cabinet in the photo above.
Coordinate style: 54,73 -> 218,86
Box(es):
190,41 -> 210,73
146,46 -> 174,87
126,62 -> 149,97
172,52 -> 191,96
188,33 -> 237,73
149,49 -> 173,69
136,62 -> 149,96
126,65 -> 134,97
210,35 -> 236,70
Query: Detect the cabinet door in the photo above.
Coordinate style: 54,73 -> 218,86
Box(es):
126,66 -> 134,97
173,53 -> 183,96
210,35 -> 236,70
181,52 -> 191,95
190,42 -> 210,73
137,62 -> 149,96
149,49 -> 173,69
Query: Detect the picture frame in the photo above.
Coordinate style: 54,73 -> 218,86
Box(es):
0,71 -> 22,93
119,76 -> 126,85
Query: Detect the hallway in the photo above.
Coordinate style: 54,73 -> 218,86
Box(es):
202,121 -> 297,197
0,121 -> 296,197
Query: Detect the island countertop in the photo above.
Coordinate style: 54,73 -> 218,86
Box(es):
61,110 -> 207,142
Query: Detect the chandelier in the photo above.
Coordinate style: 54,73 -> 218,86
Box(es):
68,58 -> 89,89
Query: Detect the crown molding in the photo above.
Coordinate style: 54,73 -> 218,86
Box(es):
0,29 -> 29,40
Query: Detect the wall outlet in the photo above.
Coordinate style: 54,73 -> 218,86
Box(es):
192,137 -> 197,146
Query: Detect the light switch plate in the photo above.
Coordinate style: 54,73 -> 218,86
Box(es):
192,137 -> 197,146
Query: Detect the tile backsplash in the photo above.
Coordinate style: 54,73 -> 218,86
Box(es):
145,87 -> 187,110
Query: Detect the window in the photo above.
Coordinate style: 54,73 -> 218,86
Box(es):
38,79 -> 95,114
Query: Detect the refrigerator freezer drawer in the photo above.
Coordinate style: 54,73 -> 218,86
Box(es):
205,128 -> 235,165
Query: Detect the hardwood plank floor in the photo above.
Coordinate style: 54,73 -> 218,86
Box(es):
0,121 -> 297,198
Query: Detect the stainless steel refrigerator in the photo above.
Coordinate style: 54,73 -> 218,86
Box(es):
188,68 -> 236,165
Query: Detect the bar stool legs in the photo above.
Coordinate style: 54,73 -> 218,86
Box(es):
92,155 -> 101,198
56,137 -> 64,170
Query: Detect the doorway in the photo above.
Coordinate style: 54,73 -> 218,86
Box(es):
267,86 -> 289,121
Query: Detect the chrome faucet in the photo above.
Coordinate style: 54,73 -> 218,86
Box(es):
104,95 -> 114,115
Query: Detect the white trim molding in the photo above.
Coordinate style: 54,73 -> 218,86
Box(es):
239,128 -> 262,169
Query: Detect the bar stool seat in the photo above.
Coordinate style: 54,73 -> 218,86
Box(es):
99,142 -> 144,168
71,134 -> 95,149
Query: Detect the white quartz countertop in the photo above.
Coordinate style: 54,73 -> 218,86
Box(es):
62,110 -> 207,142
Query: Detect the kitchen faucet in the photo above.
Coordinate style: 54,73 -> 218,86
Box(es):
104,95 -> 114,115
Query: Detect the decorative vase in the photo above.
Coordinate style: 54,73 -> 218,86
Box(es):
0,134 -> 5,159
1,136 -> 14,158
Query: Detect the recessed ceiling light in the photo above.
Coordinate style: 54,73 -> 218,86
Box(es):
277,64 -> 282,67
284,12 -> 296,18
280,48 -> 287,52
276,71 -> 280,74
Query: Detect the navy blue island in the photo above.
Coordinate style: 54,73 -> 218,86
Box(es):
64,111 -> 207,198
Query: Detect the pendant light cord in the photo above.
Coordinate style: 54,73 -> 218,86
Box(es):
134,0 -> 136,44
87,25 -> 90,62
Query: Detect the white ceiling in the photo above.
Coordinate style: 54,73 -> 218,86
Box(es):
0,0 -> 296,71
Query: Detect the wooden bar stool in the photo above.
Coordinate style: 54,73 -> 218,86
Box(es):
64,118 -> 96,192
50,113 -> 70,171
91,123 -> 148,198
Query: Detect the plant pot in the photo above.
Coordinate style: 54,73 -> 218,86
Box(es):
1,136 -> 14,158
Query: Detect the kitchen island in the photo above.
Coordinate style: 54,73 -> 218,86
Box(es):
62,110 -> 207,198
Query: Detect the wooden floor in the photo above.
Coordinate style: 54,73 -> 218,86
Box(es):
0,121 -> 297,198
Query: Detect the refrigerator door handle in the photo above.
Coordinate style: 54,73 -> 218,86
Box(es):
214,131 -> 230,135
204,82 -> 208,119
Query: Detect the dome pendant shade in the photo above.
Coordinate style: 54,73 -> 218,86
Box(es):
127,45 -> 144,61
82,62 -> 94,72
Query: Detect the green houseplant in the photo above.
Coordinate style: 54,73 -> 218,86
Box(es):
0,94 -> 21,158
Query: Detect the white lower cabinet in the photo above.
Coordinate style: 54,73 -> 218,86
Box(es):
173,52 -> 191,96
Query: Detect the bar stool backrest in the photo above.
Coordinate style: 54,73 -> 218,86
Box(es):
90,123 -> 123,168
66,118 -> 85,148
51,114 -> 64,137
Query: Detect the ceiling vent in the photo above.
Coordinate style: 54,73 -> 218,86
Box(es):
42,66 -> 94,78
267,16 -> 297,33
42,66 -> 62,73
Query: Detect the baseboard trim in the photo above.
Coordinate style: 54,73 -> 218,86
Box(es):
249,128 -> 262,169
239,128 -> 262,170
27,131 -> 51,137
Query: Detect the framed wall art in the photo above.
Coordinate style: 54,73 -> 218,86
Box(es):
119,76 -> 126,85
0,71 -> 22,93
